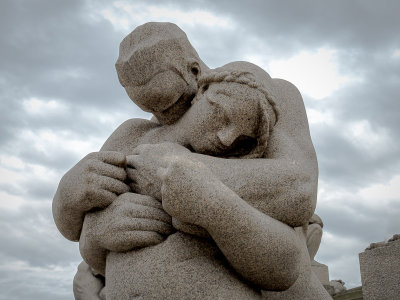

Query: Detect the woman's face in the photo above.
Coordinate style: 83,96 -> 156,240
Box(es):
186,82 -> 261,156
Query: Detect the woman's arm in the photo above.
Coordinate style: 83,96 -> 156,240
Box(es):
184,135 -> 317,228
159,157 -> 303,291
129,79 -> 318,228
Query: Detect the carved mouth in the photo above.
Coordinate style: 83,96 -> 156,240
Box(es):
213,140 -> 229,152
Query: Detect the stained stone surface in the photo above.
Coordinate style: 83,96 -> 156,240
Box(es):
53,22 -> 331,299
359,234 -> 400,300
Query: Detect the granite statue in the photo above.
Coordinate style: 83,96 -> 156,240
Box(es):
53,22 -> 331,299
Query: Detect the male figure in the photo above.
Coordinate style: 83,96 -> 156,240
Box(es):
53,22 -> 206,242
54,23 -> 329,299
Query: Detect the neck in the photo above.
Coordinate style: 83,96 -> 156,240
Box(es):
145,119 -> 189,147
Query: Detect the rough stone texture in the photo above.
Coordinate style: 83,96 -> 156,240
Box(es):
359,235 -> 400,300
307,213 -> 330,287
52,22 -> 331,299
330,279 -> 347,296
115,22 -> 208,125
312,261 -> 330,286
332,286 -> 363,300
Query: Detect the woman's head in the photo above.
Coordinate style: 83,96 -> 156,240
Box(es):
185,61 -> 278,158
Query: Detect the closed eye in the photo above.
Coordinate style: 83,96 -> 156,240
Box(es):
207,95 -> 230,125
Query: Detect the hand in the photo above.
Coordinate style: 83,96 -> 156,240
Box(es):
158,155 -> 218,226
80,192 -> 173,253
126,143 -> 191,200
73,261 -> 105,300
59,151 -> 130,212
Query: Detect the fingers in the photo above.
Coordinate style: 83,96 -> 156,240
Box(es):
98,151 -> 126,167
117,193 -> 162,209
126,167 -> 138,183
104,231 -> 165,252
86,188 -> 116,208
116,218 -> 173,235
88,174 -> 130,195
125,202 -> 172,224
113,193 -> 171,223
131,144 -> 149,155
126,155 -> 141,169
90,161 -> 127,181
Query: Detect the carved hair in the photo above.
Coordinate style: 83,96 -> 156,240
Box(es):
196,70 -> 279,158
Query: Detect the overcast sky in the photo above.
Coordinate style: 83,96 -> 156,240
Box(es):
1,0 -> 399,299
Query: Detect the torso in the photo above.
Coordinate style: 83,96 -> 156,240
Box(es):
106,232 -> 262,300
101,119 -> 262,299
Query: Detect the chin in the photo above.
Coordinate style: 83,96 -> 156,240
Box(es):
156,92 -> 194,125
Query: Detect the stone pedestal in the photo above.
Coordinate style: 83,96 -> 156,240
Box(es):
359,236 -> 400,300
311,260 -> 330,286
332,286 -> 363,300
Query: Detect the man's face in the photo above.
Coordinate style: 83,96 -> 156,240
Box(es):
124,68 -> 197,124
118,41 -> 200,124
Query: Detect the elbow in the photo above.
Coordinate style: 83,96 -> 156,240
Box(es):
52,188 -> 81,242
256,237 -> 302,291
286,171 -> 317,227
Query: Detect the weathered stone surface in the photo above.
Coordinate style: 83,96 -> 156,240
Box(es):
359,235 -> 400,300
307,213 -> 330,286
53,22 -> 331,299
312,261 -> 330,286
330,279 -> 347,296
333,286 -> 363,300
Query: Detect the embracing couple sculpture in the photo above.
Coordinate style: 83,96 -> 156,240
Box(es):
53,22 -> 332,299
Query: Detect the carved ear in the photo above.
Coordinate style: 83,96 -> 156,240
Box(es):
188,61 -> 201,79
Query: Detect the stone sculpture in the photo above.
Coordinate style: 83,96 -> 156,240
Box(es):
329,279 -> 346,296
359,234 -> 400,299
307,214 -> 330,288
53,22 -> 331,299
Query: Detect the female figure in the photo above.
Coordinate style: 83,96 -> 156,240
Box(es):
80,62 -> 329,299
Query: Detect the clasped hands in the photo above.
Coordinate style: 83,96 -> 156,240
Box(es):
80,142 -> 199,254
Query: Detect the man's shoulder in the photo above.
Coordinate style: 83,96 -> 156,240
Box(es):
117,118 -> 158,132
101,118 -> 158,153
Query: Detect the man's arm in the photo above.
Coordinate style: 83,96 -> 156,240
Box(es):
52,118 -> 156,241
52,151 -> 129,241
79,192 -> 173,275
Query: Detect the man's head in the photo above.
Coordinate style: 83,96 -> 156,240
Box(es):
116,22 -> 208,124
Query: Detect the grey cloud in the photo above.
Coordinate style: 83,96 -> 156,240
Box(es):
316,200 -> 400,286
0,205 -> 80,267
311,123 -> 400,191
0,0 -> 127,109
160,0 -> 400,53
1,0 -> 399,296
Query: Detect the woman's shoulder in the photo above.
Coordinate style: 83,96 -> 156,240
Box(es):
101,118 -> 159,153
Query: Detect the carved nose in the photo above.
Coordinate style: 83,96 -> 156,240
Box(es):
217,126 -> 238,147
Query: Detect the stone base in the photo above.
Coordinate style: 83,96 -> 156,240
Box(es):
311,260 -> 330,286
333,286 -> 363,300
359,235 -> 400,299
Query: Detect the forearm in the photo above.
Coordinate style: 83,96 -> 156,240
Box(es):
189,154 -> 316,227
197,183 -> 301,291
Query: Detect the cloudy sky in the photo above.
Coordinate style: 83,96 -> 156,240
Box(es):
1,0 -> 399,299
